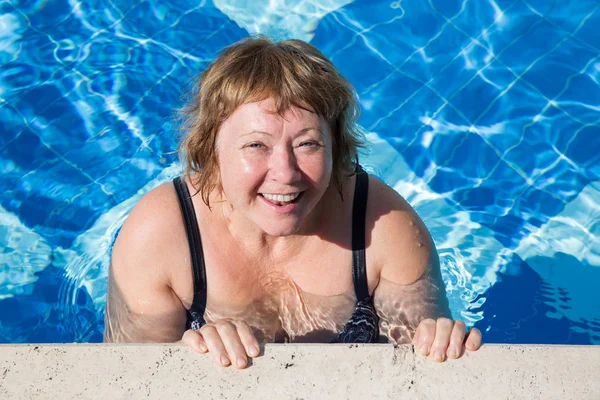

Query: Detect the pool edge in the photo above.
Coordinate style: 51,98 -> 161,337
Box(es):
1,343 -> 598,399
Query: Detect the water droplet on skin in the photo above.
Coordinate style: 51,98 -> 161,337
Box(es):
417,242 -> 423,247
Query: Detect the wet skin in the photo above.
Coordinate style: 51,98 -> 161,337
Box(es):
104,98 -> 482,368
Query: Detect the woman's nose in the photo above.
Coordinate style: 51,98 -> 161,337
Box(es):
270,146 -> 301,183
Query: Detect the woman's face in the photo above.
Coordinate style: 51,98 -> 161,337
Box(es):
216,98 -> 333,237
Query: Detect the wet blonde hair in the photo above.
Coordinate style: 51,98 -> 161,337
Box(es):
178,35 -> 366,206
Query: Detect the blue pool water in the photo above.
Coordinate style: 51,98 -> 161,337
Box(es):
1,0 -> 599,344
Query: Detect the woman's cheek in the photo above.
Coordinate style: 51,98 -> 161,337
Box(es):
238,153 -> 265,175
308,152 -> 332,181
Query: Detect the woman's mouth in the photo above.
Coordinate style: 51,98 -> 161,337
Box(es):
259,191 -> 304,207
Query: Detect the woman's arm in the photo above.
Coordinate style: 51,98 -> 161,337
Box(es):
104,182 -> 261,369
104,184 -> 188,343
367,176 -> 481,360
373,248 -> 451,344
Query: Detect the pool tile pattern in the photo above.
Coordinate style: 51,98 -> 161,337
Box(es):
0,0 -> 598,344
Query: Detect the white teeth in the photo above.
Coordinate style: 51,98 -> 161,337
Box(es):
261,192 -> 300,202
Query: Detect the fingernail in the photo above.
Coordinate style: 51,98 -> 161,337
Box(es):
198,344 -> 207,352
448,345 -> 457,358
248,345 -> 259,357
236,357 -> 246,368
433,350 -> 443,362
419,344 -> 428,356
220,355 -> 230,366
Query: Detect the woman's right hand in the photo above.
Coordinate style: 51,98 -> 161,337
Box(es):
180,319 -> 261,369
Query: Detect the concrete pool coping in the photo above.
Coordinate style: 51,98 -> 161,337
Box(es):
1,344 -> 599,399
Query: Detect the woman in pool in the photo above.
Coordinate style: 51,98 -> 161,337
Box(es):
104,36 -> 482,368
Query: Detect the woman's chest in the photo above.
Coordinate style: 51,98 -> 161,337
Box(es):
202,245 -> 358,342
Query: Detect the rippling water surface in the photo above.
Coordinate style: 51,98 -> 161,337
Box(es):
1,0 -> 599,344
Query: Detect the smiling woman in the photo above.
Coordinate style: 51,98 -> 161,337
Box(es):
103,36 -> 481,368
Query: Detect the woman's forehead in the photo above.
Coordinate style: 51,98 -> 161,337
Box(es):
228,99 -> 324,128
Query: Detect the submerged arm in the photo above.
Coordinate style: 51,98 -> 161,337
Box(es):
103,263 -> 186,343
367,176 -> 480,359
104,184 -> 187,343
373,246 -> 451,344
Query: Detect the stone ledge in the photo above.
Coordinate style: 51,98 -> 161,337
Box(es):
1,344 -> 599,399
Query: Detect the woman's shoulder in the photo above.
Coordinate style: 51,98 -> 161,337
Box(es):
123,180 -> 183,239
112,180 -> 188,269
365,174 -> 435,285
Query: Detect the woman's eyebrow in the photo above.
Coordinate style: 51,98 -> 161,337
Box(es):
240,127 -> 322,137
240,130 -> 272,137
296,127 -> 323,136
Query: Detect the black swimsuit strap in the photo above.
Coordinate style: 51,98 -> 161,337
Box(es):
173,177 -> 207,315
352,165 -> 370,301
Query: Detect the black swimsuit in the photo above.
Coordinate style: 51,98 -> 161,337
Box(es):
172,165 -> 379,343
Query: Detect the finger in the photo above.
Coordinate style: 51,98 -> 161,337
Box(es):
446,320 -> 467,359
215,321 -> 250,369
465,327 -> 483,351
414,319 -> 436,357
232,320 -> 261,358
430,318 -> 453,362
181,329 -> 208,354
199,324 -> 231,367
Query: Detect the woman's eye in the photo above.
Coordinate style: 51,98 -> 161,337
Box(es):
300,141 -> 319,148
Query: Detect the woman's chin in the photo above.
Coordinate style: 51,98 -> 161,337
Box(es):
260,223 -> 300,237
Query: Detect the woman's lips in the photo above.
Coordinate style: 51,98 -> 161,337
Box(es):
259,191 -> 304,211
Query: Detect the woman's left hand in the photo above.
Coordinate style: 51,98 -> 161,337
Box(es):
412,318 -> 482,362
